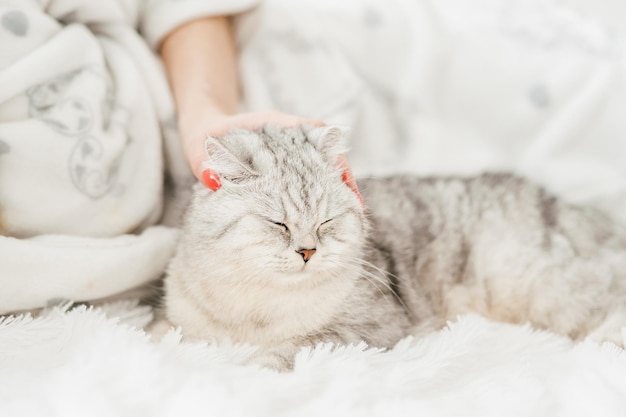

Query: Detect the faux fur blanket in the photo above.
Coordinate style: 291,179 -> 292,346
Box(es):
1,302 -> 625,416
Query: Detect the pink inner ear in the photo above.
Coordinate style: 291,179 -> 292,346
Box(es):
202,169 -> 222,191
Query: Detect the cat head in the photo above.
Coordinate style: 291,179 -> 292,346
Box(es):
179,125 -> 367,287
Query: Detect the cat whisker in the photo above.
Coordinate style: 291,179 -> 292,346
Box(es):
342,256 -> 415,294
196,255 -> 269,285
323,255 -> 391,289
323,256 -> 398,305
326,255 -> 413,315
322,260 -> 395,310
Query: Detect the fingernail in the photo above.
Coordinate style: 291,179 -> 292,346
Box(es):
202,169 -> 222,191
341,170 -> 364,205
355,189 -> 364,205
341,170 -> 351,184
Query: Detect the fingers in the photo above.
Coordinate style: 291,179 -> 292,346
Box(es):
337,156 -> 364,205
203,111 -> 324,137
200,165 -> 222,191
186,110 -> 326,186
265,111 -> 324,128
190,151 -> 209,182
233,111 -> 324,132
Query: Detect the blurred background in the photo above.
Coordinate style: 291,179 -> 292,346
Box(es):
238,0 -> 626,227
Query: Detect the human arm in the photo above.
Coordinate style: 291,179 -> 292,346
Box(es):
160,16 -> 359,198
160,16 -> 323,182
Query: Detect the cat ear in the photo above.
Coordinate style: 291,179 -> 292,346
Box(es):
203,136 -> 255,185
310,125 -> 363,205
310,126 -> 350,162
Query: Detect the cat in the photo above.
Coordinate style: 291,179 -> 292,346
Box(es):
162,125 -> 626,370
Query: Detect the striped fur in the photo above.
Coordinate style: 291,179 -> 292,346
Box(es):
164,126 -> 626,369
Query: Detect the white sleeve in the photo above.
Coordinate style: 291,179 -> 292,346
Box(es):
139,0 -> 261,49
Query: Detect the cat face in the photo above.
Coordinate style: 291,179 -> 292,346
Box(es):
182,126 -> 366,287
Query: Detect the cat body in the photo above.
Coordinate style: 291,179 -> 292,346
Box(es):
164,126 -> 626,368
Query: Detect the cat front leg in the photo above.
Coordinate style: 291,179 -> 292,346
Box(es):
146,317 -> 175,342
245,327 -> 353,371
585,304 -> 626,347
245,343 -> 301,371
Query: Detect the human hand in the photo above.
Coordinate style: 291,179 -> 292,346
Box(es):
178,108 -> 322,181
161,17 -> 360,201
337,156 -> 363,205
178,108 -> 361,202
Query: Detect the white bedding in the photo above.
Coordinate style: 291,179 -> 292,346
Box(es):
1,302 -> 625,417
239,0 -> 626,225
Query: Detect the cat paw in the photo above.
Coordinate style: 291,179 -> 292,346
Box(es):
245,348 -> 296,372
145,318 -> 175,342
586,312 -> 626,348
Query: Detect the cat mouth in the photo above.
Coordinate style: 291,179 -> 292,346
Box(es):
274,266 -> 329,286
285,263 -> 309,275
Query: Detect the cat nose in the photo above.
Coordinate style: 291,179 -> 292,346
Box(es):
296,248 -> 316,262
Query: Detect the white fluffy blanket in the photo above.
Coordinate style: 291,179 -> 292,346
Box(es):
1,302 -> 625,416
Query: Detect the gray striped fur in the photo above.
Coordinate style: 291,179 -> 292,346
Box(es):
164,126 -> 626,370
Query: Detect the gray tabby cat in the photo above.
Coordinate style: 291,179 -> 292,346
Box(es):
164,125 -> 626,370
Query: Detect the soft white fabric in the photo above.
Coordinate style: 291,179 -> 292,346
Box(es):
140,0 -> 260,49
0,227 -> 179,312
238,0 -> 626,224
0,0 -> 258,313
1,302 -> 625,417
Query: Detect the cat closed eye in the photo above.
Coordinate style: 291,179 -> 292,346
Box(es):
316,218 -> 335,237
270,221 -> 289,232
